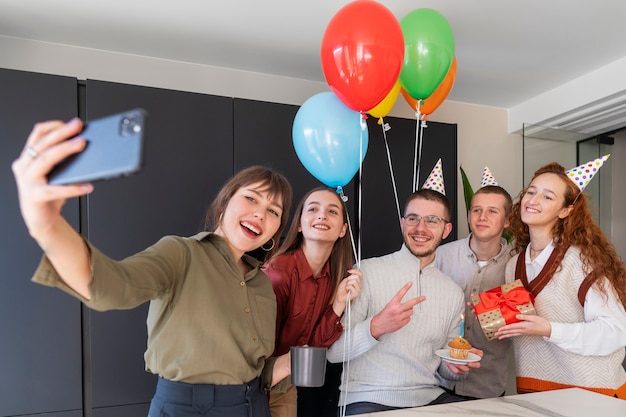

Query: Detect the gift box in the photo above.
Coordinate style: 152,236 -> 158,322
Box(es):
471,279 -> 536,341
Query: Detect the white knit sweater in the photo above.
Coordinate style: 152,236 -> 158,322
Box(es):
327,245 -> 466,407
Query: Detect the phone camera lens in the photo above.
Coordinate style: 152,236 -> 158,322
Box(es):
120,113 -> 142,136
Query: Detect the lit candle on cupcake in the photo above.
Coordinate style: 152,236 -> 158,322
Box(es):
447,314 -> 472,360
459,314 -> 465,337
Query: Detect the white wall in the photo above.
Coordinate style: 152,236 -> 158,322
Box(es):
508,57 -> 626,135
610,130 -> 626,262
0,35 -> 523,237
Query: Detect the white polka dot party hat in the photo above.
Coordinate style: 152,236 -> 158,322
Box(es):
565,154 -> 610,192
480,166 -> 499,187
422,158 -> 445,195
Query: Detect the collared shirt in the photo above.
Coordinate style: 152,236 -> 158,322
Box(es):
263,248 -> 342,356
436,234 -> 513,398
522,242 -> 626,355
31,232 -> 277,387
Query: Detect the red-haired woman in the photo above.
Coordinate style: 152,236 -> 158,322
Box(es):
495,161 -> 626,399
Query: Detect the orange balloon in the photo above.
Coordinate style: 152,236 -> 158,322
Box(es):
401,56 -> 457,116
401,86 -> 419,112
421,57 -> 456,115
367,80 -> 401,119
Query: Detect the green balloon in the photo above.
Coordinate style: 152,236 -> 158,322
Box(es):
400,8 -> 455,100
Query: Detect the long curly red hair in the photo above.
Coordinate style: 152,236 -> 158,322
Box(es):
509,162 -> 626,308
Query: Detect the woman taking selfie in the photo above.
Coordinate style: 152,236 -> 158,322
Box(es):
495,157 -> 626,399
12,118 -> 294,416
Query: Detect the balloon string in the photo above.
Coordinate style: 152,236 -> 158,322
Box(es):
339,290 -> 351,417
337,113 -> 365,269
356,113 -> 365,268
338,114 -> 364,417
337,187 -> 359,270
417,112 -> 426,190
380,118 -> 401,227
413,100 -> 422,191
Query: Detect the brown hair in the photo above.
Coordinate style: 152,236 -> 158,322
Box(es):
509,162 -> 626,308
204,166 -> 293,260
473,185 -> 513,217
272,187 -> 355,304
403,188 -> 451,221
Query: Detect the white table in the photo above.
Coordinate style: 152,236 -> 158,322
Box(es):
350,388 -> 626,417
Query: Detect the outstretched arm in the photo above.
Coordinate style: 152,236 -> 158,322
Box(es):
12,119 -> 94,299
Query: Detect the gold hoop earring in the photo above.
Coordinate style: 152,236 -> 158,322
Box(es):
261,238 -> 275,252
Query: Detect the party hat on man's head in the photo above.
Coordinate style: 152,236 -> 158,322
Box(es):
480,166 -> 498,187
565,154 -> 610,192
422,158 -> 445,195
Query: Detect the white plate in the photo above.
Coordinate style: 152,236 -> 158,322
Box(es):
435,349 -> 481,365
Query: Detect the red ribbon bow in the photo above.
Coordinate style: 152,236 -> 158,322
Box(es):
474,286 -> 534,324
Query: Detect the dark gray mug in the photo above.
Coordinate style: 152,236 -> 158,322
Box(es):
290,346 -> 327,387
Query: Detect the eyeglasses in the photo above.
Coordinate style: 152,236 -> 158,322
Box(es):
403,214 -> 449,228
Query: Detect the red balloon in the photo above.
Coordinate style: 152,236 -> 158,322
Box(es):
401,56 -> 456,116
321,0 -> 404,112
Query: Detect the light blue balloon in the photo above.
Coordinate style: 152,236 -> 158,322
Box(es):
292,92 -> 369,187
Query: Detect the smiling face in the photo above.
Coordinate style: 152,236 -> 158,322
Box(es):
216,181 -> 284,259
298,190 -> 347,245
469,192 -> 510,243
521,173 -> 573,230
401,197 -> 452,266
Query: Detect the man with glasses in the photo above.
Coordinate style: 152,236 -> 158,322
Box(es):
436,168 -> 513,400
328,176 -> 483,415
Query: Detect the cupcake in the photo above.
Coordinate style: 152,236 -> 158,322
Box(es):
448,337 -> 472,359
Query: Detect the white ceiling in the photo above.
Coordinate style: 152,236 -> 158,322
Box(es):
2,0 -> 626,128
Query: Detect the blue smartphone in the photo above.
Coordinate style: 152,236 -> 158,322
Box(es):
48,109 -> 147,185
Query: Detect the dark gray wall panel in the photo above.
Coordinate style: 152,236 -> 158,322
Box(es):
0,68 -> 83,416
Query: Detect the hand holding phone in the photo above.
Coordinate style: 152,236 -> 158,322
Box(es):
47,109 -> 147,185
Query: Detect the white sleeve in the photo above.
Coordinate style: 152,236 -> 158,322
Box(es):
327,317 -> 380,363
548,282 -> 626,355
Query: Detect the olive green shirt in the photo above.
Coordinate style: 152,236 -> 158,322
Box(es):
32,232 -> 277,389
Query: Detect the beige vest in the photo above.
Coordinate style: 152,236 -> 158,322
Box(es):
508,248 -> 626,392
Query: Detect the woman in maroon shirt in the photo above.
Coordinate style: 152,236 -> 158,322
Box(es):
263,187 -> 362,417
